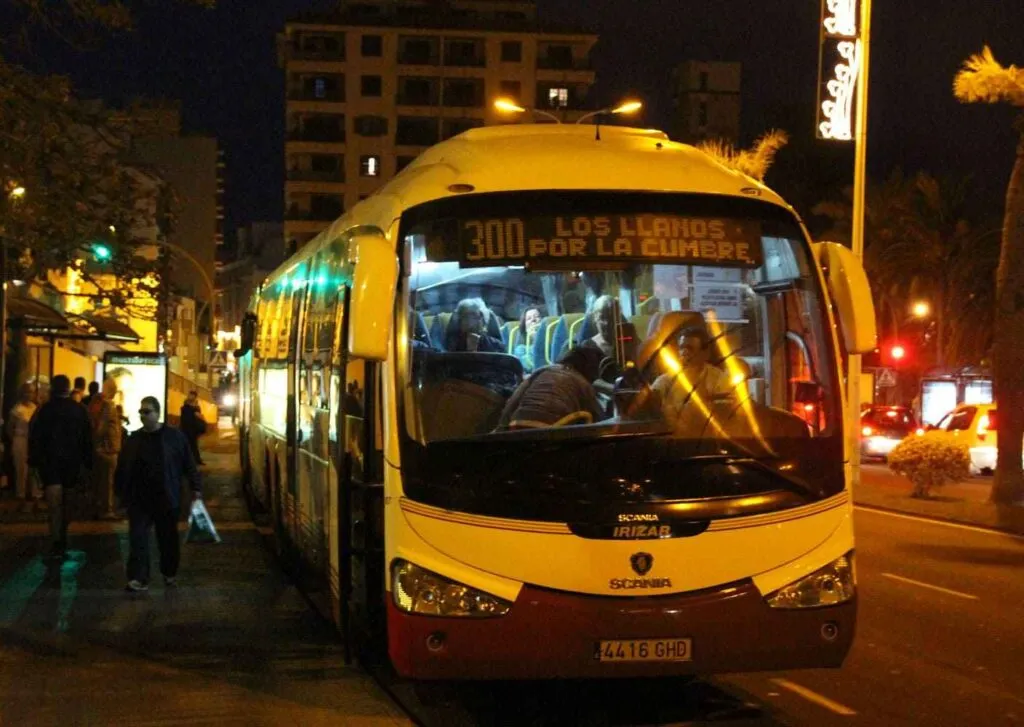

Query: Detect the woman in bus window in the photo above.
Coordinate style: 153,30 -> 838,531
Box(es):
514,306 -> 543,370
444,298 -> 504,353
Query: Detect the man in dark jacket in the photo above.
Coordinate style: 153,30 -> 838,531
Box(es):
495,346 -> 606,430
179,390 -> 206,465
116,396 -> 202,592
28,374 -> 93,558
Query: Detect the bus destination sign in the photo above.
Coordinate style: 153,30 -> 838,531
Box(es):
458,215 -> 763,268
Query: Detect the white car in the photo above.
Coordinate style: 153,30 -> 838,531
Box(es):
924,403 -> 1001,475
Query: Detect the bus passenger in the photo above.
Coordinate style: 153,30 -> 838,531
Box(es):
495,346 -> 605,430
652,326 -> 732,420
513,306 -> 543,370
559,295 -> 637,368
444,298 -> 504,353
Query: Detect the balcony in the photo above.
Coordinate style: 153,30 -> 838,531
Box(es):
399,51 -> 440,66
537,56 -> 593,71
286,205 -> 343,222
289,48 -> 346,62
286,129 -> 346,143
444,54 -> 486,68
287,89 -> 345,102
287,169 -> 345,183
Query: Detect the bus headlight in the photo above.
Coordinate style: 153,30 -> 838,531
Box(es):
766,552 -> 855,609
392,560 -> 512,618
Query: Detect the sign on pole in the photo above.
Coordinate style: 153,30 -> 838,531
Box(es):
816,0 -> 863,141
875,367 -> 897,388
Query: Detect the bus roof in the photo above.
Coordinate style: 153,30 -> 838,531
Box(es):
265,124 -> 795,289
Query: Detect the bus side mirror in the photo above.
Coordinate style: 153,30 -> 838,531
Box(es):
347,233 -> 397,361
813,241 -> 877,354
234,312 -> 257,357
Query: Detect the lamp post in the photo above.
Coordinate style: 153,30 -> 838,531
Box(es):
574,100 -> 643,125
493,98 -> 561,124
146,239 -> 217,389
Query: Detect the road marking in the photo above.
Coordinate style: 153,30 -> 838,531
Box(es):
881,572 -> 979,601
769,678 -> 856,716
854,505 -> 1024,540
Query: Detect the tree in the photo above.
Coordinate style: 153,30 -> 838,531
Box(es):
954,46 -> 1024,505
697,130 -> 790,182
1,60 -> 167,311
813,171 -> 999,371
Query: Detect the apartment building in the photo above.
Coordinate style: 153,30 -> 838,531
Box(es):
281,0 -> 598,251
669,61 -> 741,145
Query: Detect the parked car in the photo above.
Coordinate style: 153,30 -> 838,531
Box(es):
922,403 -> 999,475
860,405 -> 920,461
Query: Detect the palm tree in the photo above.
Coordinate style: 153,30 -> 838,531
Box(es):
697,130 -> 789,182
954,46 -> 1024,505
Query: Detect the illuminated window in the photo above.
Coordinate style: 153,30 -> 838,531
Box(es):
548,87 -> 568,108
314,78 -> 327,99
360,155 -> 381,177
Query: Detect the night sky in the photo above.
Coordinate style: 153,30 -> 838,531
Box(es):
30,0 -> 1024,243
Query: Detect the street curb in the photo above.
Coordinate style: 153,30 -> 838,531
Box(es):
853,501 -> 1024,538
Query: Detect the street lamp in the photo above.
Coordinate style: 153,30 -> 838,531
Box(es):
9,186 -> 25,200
493,98 -> 561,124
911,300 -> 930,318
575,100 -> 643,125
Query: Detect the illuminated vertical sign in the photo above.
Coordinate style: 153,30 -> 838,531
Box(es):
816,0 -> 862,141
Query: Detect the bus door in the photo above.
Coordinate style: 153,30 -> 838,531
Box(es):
295,251 -> 340,599
338,335 -> 386,662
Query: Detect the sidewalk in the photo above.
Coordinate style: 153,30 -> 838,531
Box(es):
0,428 -> 409,726
855,464 -> 1024,536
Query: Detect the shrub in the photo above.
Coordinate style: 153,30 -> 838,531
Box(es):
888,436 -> 971,498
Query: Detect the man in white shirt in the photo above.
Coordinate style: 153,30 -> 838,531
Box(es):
652,326 -> 732,422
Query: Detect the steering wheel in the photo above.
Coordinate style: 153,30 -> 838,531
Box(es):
551,410 -> 594,427
598,356 -> 620,383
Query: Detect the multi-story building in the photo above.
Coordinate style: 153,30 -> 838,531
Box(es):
281,0 -> 598,252
669,61 -> 741,145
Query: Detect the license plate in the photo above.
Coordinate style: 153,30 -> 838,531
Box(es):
596,638 -> 693,662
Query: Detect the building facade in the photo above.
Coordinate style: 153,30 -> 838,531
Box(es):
669,61 -> 741,145
281,0 -> 598,252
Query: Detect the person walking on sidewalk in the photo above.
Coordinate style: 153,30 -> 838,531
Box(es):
89,378 -> 122,519
179,390 -> 206,465
6,383 -> 38,506
116,396 -> 202,592
28,375 -> 93,558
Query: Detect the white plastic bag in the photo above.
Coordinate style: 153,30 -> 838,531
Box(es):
185,498 -> 221,544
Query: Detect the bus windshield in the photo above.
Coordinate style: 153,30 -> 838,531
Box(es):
402,192 -> 837,439
397,192 -> 843,515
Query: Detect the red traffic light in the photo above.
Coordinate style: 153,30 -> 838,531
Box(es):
890,344 -> 906,361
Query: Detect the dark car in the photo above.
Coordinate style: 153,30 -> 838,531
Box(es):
860,405 -> 920,461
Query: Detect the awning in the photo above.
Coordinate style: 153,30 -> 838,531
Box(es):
6,297 -> 70,334
66,313 -> 142,343
5,297 -> 141,342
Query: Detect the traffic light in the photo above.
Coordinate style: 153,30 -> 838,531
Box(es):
92,242 -> 113,261
882,341 -> 908,366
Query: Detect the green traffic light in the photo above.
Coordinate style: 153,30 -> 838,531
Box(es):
93,243 -> 112,261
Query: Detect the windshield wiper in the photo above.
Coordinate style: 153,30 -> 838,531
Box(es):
726,457 -> 821,500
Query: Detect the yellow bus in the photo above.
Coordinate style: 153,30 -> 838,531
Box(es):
236,124 -> 876,679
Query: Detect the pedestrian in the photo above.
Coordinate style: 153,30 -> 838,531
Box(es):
6,383 -> 38,506
82,381 -> 100,407
28,374 -> 93,558
179,390 -> 206,465
115,396 -> 202,592
71,376 -> 88,403
89,378 -> 122,519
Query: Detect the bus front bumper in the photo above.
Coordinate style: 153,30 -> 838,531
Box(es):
387,580 -> 856,680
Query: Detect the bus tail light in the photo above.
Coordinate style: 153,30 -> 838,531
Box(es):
392,560 -> 512,618
766,552 -> 855,609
